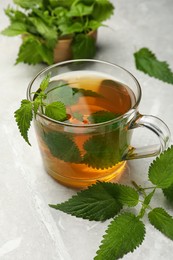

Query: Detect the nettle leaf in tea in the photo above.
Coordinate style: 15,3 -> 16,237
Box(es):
83,132 -> 121,169
50,146 -> 173,260
45,101 -> 67,121
15,72 -> 134,173
88,110 -> 119,124
43,131 -> 82,163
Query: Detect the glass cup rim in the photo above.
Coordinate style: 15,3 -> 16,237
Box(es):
27,59 -> 141,128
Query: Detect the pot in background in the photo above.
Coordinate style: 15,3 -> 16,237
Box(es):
53,30 -> 97,63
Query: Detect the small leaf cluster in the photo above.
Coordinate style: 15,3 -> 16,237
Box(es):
134,47 -> 173,84
14,74 -> 67,145
50,146 -> 173,259
1,0 -> 114,65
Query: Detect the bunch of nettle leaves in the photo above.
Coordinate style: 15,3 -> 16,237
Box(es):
1,0 -> 114,65
50,147 -> 173,259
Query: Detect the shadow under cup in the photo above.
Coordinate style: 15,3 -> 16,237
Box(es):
27,60 -> 170,188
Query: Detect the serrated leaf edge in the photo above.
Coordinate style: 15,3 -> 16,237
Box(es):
95,212 -> 146,259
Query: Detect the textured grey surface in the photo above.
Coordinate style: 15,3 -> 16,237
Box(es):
0,0 -> 173,259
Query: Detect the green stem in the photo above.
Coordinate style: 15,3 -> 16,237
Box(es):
143,186 -> 157,190
46,83 -> 71,95
131,181 -> 147,197
138,188 -> 156,219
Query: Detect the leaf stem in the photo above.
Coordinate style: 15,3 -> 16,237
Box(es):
131,181 -> 147,197
143,186 -> 157,190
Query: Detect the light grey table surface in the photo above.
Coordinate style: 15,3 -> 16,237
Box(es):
0,0 -> 173,259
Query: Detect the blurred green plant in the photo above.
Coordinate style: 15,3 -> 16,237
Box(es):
1,0 -> 114,65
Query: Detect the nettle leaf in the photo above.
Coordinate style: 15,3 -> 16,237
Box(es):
52,6 -> 68,17
16,37 -> 44,65
1,22 -> 27,36
33,97 -> 41,116
16,36 -> 54,65
134,48 -> 173,84
46,85 -> 74,105
163,183 -> 173,203
43,131 -> 82,163
38,44 -> 54,65
139,190 -> 156,218
115,184 -> 139,207
148,146 -> 173,188
87,20 -> 102,31
143,190 -> 155,206
72,34 -> 96,59
88,111 -> 118,124
14,0 -> 42,9
45,101 -> 67,121
68,3 -> 94,17
95,213 -> 145,260
29,17 -> 57,41
93,0 -> 115,22
59,22 -> 83,35
83,132 -> 121,169
40,73 -> 51,91
50,182 -> 123,221
72,88 -> 100,97
4,8 -> 27,23
148,207 -> 173,240
49,0 -> 75,8
14,99 -> 33,145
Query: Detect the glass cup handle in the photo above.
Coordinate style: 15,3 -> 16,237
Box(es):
125,113 -> 171,160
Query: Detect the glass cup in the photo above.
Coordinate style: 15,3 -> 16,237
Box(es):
27,59 -> 171,188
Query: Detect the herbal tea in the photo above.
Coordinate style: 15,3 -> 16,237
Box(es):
34,72 -> 136,187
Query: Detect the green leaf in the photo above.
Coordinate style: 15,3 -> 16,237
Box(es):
32,8 -> 54,26
148,146 -> 173,188
68,3 -> 94,17
83,132 -> 121,169
93,0 -> 115,22
134,48 -> 173,84
45,101 -> 67,121
40,73 -> 51,91
50,182 -> 123,221
115,184 -> 139,207
16,36 -> 53,65
139,190 -> 156,218
33,97 -> 41,116
148,207 -> 173,240
43,131 -> 82,163
29,17 -> 57,41
1,22 -> 27,36
38,44 -> 54,65
88,110 -> 118,124
163,183 -> 173,203
72,88 -> 100,97
59,22 -> 83,35
46,85 -> 74,105
14,100 -> 33,145
50,0 -> 76,8
87,20 -> 102,31
14,0 -> 42,9
16,37 -> 44,65
95,213 -> 145,260
72,34 -> 96,59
